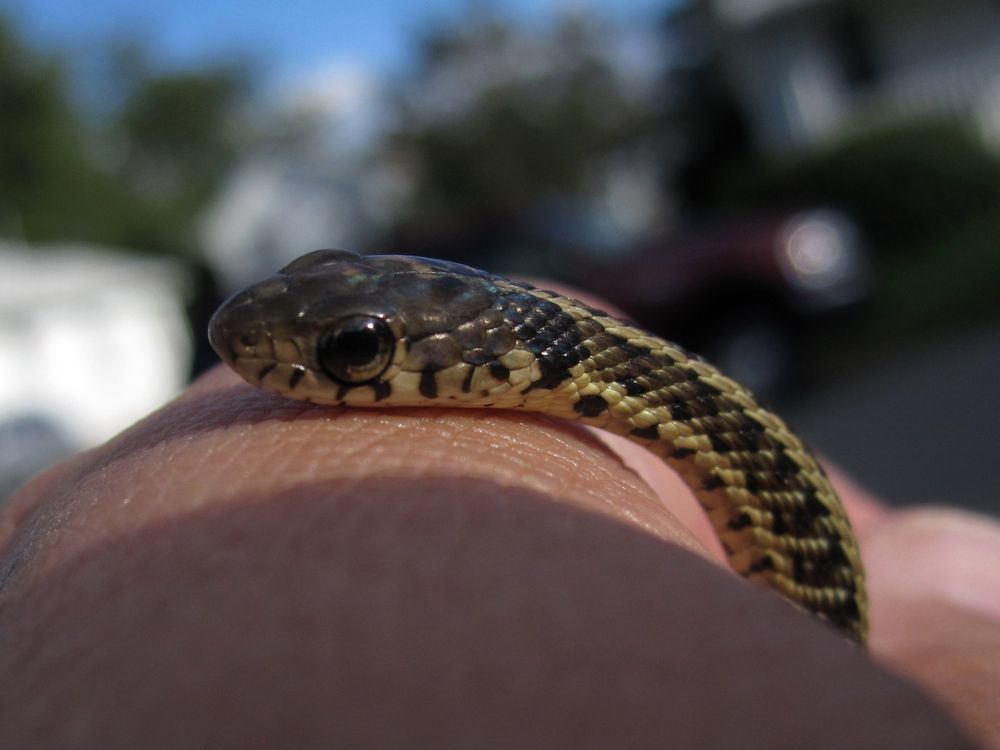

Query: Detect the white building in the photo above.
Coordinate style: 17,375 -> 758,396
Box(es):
700,0 -> 1000,152
0,244 -> 192,497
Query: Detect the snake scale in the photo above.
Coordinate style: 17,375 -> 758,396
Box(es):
209,249 -> 868,644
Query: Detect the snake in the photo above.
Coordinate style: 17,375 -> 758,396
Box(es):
208,249 -> 868,644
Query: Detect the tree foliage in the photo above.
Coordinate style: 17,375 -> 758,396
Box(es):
0,16 -> 248,255
112,66 -> 248,253
0,18 -> 104,241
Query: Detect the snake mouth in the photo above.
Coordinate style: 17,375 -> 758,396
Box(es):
207,321 -> 236,367
208,292 -> 315,397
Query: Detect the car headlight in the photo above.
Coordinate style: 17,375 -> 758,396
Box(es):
778,210 -> 863,292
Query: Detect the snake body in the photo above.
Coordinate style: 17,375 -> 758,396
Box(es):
209,249 -> 868,643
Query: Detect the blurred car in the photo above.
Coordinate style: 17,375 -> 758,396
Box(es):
579,209 -> 870,401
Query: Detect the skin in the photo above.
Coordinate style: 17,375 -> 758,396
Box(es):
1,291 -> 997,747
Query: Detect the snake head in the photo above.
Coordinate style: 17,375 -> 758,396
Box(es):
208,249 -> 519,405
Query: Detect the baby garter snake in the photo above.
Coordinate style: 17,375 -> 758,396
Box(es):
209,249 -> 868,644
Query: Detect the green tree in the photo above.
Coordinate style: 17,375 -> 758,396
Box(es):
0,15 -> 250,255
111,63 -> 249,253
0,17 -> 110,241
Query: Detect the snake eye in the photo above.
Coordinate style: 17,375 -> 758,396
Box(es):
318,316 -> 395,384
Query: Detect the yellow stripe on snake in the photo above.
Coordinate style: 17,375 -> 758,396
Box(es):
209,249 -> 868,644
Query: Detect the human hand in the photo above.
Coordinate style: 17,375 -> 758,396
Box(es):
1,359 -> 988,747
848,484 -> 1000,749
2,267 -> 989,747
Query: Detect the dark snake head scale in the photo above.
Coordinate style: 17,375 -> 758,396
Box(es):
208,249 -> 524,405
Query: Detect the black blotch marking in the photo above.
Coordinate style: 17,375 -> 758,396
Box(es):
749,555 -> 775,573
630,425 -> 660,440
826,538 -> 849,566
775,450 -> 800,478
504,292 -> 583,392
257,363 -> 277,381
464,348 -> 492,366
703,473 -> 725,491
530,369 -> 569,390
771,511 -> 788,535
526,339 -> 548,354
672,447 -> 695,459
779,504 -> 821,536
727,513 -> 752,531
694,380 -> 722,398
288,368 -> 305,390
792,554 -> 807,581
371,380 -> 391,402
823,597 -> 862,636
574,395 -> 608,418
695,392 -> 720,416
738,425 -> 763,451
513,323 -> 537,340
803,487 -> 831,516
605,334 -> 651,361
745,472 -> 762,493
670,401 -> 693,421
709,433 -> 730,453
336,384 -> 350,400
461,367 -> 476,393
419,368 -> 438,399
622,378 -> 645,396
841,597 -> 861,620
559,345 -> 582,368
489,362 -> 510,382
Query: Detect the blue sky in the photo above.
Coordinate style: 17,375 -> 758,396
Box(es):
10,0 -> 675,86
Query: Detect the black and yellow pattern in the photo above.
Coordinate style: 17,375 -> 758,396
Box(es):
209,249 -> 868,643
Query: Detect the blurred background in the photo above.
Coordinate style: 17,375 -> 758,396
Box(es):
2,0 -> 998,511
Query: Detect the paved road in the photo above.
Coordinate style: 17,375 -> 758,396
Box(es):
786,321 -> 1000,515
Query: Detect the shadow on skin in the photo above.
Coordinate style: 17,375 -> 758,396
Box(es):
0,364 -> 982,747
0,477 -> 970,748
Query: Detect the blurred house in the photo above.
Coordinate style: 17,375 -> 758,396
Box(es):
201,158 -> 360,293
691,0 -> 1000,152
201,152 -> 418,294
200,63 -> 400,293
0,244 -> 191,498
